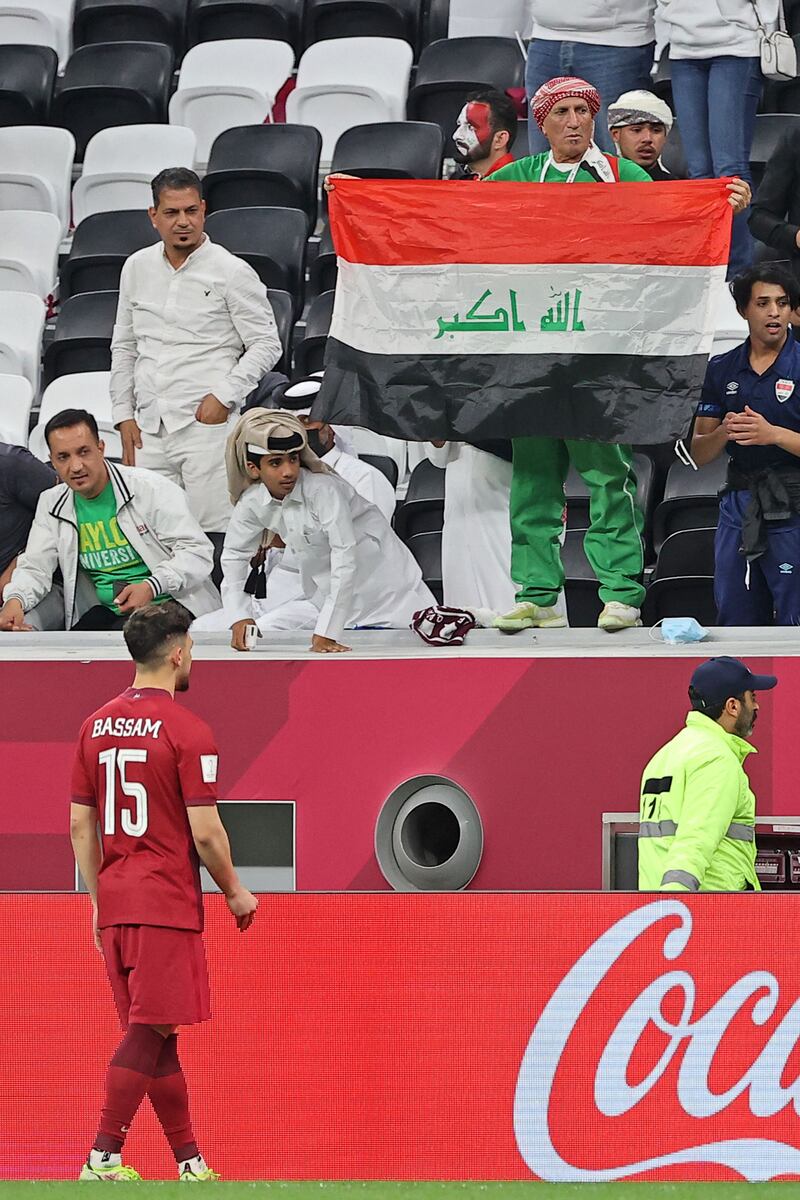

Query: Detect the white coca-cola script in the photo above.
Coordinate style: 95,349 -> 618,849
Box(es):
514,899 -> 800,1181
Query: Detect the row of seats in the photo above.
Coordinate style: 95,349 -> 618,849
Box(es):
0,34 -> 523,160
0,0 -> 510,60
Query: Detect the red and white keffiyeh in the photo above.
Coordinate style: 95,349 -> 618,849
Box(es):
531,76 -> 601,130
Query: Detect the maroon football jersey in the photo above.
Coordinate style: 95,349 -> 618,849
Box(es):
71,687 -> 219,931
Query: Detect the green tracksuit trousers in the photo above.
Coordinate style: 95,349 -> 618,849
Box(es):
510,437 -> 646,609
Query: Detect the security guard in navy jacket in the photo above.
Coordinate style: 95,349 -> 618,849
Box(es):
692,264 -> 800,625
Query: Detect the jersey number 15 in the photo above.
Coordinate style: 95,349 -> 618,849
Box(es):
99,747 -> 149,836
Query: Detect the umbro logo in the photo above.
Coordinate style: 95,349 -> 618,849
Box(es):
779,562 -> 794,574
726,381 -> 739,395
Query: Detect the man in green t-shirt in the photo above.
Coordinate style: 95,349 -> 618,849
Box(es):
486,75 -> 749,633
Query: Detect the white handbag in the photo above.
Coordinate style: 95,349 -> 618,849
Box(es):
750,0 -> 797,82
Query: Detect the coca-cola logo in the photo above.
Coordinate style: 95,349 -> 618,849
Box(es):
514,899 -> 800,1181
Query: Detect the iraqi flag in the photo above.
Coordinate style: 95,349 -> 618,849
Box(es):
312,178 -> 733,444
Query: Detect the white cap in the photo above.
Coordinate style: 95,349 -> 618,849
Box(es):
607,90 -> 673,133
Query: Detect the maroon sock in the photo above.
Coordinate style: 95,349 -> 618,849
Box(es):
147,1034 -> 199,1162
94,1024 -> 166,1153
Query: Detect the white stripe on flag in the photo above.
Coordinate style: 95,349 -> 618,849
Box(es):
330,261 -> 727,357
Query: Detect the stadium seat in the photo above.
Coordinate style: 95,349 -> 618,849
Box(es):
60,209 -> 159,299
652,455 -> 727,552
286,37 -> 413,162
52,41 -> 174,160
660,123 -> 687,179
0,291 -> 45,393
560,529 -> 602,627
203,123 -> 321,232
0,0 -> 75,66
42,290 -> 119,386
0,373 -> 34,446
651,52 -> 672,106
72,124 -> 197,225
0,209 -> 60,296
773,35 -> 800,111
406,529 -> 443,603
406,37 -> 524,154
0,45 -> 57,126
29,371 -> 120,460
169,39 -> 295,167
304,0 -> 419,47
447,0 -> 528,38
421,0 -> 449,47
652,527 -> 716,580
293,289 -> 334,376
346,427 -> 408,490
187,0 -> 302,52
642,575 -> 717,626
0,126 -> 75,238
266,287 -> 294,376
73,0 -> 187,50
310,220 -> 337,296
204,206 -> 307,316
395,457 -> 445,540
331,118 -> 445,179
749,113 -> 800,191
359,452 -> 398,489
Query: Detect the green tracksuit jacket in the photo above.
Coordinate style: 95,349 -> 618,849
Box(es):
638,711 -> 760,892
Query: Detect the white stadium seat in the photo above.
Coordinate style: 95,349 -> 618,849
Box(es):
29,371 -> 121,460
448,0 -> 528,37
286,37 -> 413,162
0,291 -> 45,394
0,209 -> 60,296
0,373 -> 34,446
0,0 -> 75,68
72,124 -> 198,225
169,40 -> 295,167
0,126 -> 75,237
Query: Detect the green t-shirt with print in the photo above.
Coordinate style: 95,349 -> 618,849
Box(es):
486,152 -> 652,184
73,480 -> 158,610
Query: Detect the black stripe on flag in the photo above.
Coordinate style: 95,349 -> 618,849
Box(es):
314,339 -> 709,445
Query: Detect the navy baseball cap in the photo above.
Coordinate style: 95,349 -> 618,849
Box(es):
690,656 -> 778,707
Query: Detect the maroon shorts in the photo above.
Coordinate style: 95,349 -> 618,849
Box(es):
100,924 -> 211,1028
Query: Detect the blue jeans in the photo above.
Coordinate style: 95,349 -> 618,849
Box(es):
670,56 -> 762,278
525,40 -> 655,155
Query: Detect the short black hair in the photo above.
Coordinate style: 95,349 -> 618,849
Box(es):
688,684 -> 746,721
730,263 -> 800,315
123,601 -> 193,666
151,167 -> 203,207
465,89 -> 518,149
44,408 -> 100,447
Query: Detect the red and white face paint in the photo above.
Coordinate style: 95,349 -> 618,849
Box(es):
452,101 -> 493,162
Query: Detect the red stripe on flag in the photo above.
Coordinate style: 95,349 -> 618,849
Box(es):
328,178 -> 732,268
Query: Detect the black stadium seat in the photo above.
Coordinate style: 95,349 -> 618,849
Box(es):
652,527 -> 716,580
52,42 -> 174,159
293,289 -> 334,376
305,0 -> 419,46
359,453 -> 398,489
395,458 -> 444,541
310,220 -> 337,296
187,0 -> 303,52
0,45 -> 57,126
406,37 -> 524,155
43,290 -> 119,385
266,287 -> 294,376
204,124 -> 322,232
749,113 -> 800,190
204,206 -> 307,316
642,576 -> 717,626
420,0 -> 449,49
406,530 -> 443,603
332,119 -> 445,179
659,123 -> 687,179
60,210 -> 159,300
652,456 -> 727,553
73,0 -> 188,50
561,530 -> 602,627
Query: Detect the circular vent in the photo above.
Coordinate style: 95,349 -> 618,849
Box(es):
375,775 -> 483,891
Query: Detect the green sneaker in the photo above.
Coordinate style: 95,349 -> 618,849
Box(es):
79,1162 -> 142,1181
493,602 -> 567,632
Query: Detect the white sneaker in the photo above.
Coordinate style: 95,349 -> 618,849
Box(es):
597,602 -> 642,631
493,602 -> 567,632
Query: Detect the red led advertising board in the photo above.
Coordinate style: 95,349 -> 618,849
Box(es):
2,893 -> 800,1181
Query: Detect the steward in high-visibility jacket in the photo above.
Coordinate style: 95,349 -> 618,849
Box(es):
638,656 -> 777,892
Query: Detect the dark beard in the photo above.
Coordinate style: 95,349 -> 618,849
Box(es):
306,429 -> 330,458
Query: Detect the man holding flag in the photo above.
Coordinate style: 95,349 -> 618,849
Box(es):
485,76 -> 751,632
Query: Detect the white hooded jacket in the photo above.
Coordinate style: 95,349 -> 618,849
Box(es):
655,0 -> 778,59
525,0 -> 656,45
3,461 -> 220,628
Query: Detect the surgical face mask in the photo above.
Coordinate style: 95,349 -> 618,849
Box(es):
305,428 -> 330,458
655,617 -> 709,645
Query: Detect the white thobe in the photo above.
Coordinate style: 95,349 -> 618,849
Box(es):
208,469 -> 433,640
426,442 -> 567,620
